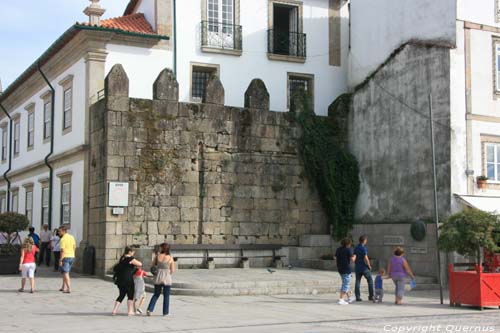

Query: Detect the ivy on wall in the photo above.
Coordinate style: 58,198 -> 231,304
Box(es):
294,91 -> 360,240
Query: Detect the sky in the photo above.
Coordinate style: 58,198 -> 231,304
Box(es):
0,0 -> 129,90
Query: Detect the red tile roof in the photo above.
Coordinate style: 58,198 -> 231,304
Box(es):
86,13 -> 156,35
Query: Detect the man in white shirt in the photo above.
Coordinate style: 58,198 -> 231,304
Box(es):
38,224 -> 52,266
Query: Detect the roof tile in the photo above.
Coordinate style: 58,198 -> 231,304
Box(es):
84,13 -> 156,35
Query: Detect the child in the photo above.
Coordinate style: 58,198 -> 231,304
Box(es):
133,267 -> 148,314
19,237 -> 39,293
335,238 -> 356,305
373,268 -> 386,303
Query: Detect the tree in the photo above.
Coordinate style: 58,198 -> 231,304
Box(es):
438,209 -> 500,265
0,212 -> 30,255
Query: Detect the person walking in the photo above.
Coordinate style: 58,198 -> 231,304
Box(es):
58,225 -> 75,293
50,229 -> 61,272
387,247 -> 415,305
147,243 -> 175,316
335,238 -> 356,305
28,227 -> 40,247
18,237 -> 39,293
353,235 -> 374,302
112,246 -> 142,316
38,224 -> 51,267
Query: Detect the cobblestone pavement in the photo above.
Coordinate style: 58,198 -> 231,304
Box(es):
0,266 -> 499,333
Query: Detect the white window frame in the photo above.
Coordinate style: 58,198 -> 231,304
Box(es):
496,44 -> 500,93
63,87 -> 72,131
11,190 -> 18,213
43,101 -> 51,140
1,125 -> 7,161
41,185 -> 49,226
486,143 -> 500,182
27,111 -> 35,149
25,187 -> 33,224
60,180 -> 71,225
13,117 -> 20,156
0,195 -> 6,213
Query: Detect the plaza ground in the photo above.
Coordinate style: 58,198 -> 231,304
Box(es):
0,266 -> 499,333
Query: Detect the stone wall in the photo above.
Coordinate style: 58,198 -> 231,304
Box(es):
88,65 -> 328,274
343,43 -> 452,277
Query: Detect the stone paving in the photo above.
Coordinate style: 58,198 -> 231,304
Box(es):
0,266 -> 499,333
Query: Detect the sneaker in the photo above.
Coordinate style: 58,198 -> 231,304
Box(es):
136,309 -> 143,314
355,298 -> 362,302
348,295 -> 357,303
338,299 -> 349,305
147,311 -> 152,316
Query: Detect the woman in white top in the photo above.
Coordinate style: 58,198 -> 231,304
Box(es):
50,229 -> 61,272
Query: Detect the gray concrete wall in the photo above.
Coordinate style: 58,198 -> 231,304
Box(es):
348,43 -> 452,278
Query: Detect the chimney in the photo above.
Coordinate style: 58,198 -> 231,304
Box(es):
84,0 -> 106,26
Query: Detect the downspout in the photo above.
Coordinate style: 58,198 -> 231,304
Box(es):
37,62 -> 55,230
0,102 -> 12,211
173,0 -> 177,76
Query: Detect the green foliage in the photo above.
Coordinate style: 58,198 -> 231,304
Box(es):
294,92 -> 360,240
0,212 -> 29,256
438,209 -> 500,263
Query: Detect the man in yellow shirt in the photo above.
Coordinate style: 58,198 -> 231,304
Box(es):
58,225 -> 76,293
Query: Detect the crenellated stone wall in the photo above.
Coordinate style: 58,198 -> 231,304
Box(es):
88,65 -> 328,274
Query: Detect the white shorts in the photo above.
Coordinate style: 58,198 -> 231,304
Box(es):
21,263 -> 36,278
134,277 -> 145,300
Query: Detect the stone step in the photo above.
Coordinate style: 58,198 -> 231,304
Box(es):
299,234 -> 333,247
290,259 -> 336,270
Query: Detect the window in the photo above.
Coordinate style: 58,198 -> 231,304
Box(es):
11,191 -> 18,213
1,126 -> 7,161
25,189 -> 33,224
268,0 -> 305,60
0,195 -> 6,213
486,143 -> 500,181
190,63 -> 219,102
41,186 -> 49,226
63,87 -> 72,130
13,118 -> 20,156
27,112 -> 35,148
61,181 -> 71,225
44,100 -> 51,139
201,0 -> 241,52
287,73 -> 314,109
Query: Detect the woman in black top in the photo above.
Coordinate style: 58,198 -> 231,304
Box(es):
112,246 -> 142,316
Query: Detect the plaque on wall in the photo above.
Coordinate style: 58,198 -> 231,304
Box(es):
383,235 -> 405,246
108,182 -> 129,207
410,247 -> 428,254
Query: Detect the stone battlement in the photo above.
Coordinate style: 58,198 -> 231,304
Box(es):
88,65 -> 328,274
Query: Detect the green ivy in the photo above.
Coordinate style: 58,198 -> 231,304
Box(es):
294,92 -> 360,240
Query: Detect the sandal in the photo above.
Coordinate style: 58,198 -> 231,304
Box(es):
63,290 -> 71,294
18,288 -> 24,292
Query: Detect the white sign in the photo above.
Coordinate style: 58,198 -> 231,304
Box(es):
383,235 -> 405,246
410,247 -> 428,254
108,182 -> 129,207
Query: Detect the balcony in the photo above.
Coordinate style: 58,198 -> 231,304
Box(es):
267,29 -> 306,63
201,21 -> 242,56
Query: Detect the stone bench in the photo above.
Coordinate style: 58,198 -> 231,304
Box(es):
170,244 -> 286,269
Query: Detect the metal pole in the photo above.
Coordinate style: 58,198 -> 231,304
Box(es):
429,94 -> 444,305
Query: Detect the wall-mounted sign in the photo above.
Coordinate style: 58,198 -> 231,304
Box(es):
410,247 -> 428,254
383,235 -> 405,246
108,182 -> 129,207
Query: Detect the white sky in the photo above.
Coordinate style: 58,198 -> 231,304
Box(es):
0,0 -> 129,89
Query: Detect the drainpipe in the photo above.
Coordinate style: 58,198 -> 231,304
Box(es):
173,0 -> 177,76
0,102 -> 12,211
37,62 -> 55,230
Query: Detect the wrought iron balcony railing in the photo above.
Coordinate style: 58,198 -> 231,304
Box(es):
268,29 -> 306,58
201,21 -> 242,51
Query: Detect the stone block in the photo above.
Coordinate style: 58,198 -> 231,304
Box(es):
159,207 -> 180,221
244,79 -> 270,110
299,234 -> 332,247
180,208 -> 199,222
107,156 -> 124,168
153,68 -> 179,101
202,75 -> 224,105
240,259 -> 250,269
146,207 -> 159,221
105,64 -> 129,97
178,196 -> 199,208
148,222 -> 158,235
107,96 -> 129,112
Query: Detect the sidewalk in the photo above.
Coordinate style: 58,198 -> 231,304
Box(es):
0,266 -> 498,333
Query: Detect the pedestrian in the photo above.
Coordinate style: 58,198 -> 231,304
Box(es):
38,224 -> 51,267
387,247 -> 415,305
28,227 -> 40,247
50,229 -> 61,272
373,268 -> 387,303
335,238 -> 356,305
147,243 -> 175,316
58,225 -> 75,293
353,235 -> 374,302
133,266 -> 148,314
112,246 -> 142,316
18,237 -> 39,293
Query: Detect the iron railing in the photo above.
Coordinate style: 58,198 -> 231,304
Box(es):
201,21 -> 242,51
268,29 -> 306,58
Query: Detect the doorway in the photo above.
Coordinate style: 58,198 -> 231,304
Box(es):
272,4 -> 299,55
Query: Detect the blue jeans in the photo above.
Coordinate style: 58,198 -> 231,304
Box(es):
355,269 -> 374,300
340,273 -> 352,293
60,257 -> 75,273
147,285 -> 171,315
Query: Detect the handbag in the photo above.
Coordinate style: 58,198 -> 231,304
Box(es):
150,256 -> 158,276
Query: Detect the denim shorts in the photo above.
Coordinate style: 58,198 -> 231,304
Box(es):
61,257 -> 75,273
340,273 -> 352,293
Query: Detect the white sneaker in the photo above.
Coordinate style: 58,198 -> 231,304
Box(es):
338,299 -> 349,305
348,295 -> 356,303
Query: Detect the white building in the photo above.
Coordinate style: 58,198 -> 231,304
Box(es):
0,0 -> 348,247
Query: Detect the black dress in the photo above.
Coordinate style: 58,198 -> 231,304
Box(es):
115,256 -> 136,302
